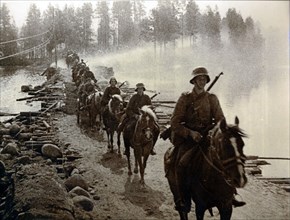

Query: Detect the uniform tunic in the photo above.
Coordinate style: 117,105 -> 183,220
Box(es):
101,86 -> 121,106
171,89 -> 224,147
126,94 -> 152,118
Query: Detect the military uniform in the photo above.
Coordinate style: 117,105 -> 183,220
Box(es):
125,93 -> 152,118
171,90 -> 224,147
101,86 -> 121,106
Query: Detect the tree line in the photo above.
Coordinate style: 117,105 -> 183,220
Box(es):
0,0 -> 264,65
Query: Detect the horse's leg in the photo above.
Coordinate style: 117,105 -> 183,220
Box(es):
110,131 -> 114,153
178,211 -> 189,220
124,138 -> 132,175
106,130 -> 111,150
133,148 -> 140,175
217,203 -> 232,220
116,130 -> 121,155
195,205 -> 206,220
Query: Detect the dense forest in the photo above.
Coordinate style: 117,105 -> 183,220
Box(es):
0,0 -> 264,66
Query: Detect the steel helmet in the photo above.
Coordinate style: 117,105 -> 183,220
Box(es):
190,67 -> 210,84
135,83 -> 146,91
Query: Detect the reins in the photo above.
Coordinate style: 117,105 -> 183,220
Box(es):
198,144 -> 234,188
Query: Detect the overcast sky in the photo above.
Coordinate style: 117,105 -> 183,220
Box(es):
2,0 -> 289,32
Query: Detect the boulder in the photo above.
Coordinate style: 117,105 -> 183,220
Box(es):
41,144 -> 62,159
17,155 -> 31,165
64,174 -> 88,191
72,195 -> 94,211
69,186 -> 90,198
21,85 -> 33,92
1,142 -> 20,156
9,124 -> 21,137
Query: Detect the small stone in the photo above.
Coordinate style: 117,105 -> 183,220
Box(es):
93,195 -> 100,200
69,186 -> 90,198
73,195 -> 94,211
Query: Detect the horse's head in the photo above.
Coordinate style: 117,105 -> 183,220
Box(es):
108,94 -> 124,118
209,116 -> 247,188
136,105 -> 158,141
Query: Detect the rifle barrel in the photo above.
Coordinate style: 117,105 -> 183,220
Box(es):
206,72 -> 223,92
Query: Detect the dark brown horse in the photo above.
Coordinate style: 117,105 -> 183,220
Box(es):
102,94 -> 124,153
165,117 -> 247,220
118,105 -> 160,185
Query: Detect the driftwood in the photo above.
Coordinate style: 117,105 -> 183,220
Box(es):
0,112 -> 18,117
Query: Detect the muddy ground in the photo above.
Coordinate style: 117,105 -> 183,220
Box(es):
1,66 -> 289,220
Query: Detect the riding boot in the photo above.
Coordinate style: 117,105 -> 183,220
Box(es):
232,196 -> 246,207
232,188 -> 246,207
175,164 -> 188,213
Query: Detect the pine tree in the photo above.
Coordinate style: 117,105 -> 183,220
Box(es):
0,3 -> 18,64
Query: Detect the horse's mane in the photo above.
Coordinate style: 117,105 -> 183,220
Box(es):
108,94 -> 123,114
140,105 -> 157,121
228,125 -> 248,138
112,94 -> 123,102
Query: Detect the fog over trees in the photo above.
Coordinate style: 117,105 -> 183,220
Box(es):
0,0 -> 266,94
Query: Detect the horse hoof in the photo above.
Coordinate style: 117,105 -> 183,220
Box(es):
128,171 -> 132,175
134,169 -> 138,174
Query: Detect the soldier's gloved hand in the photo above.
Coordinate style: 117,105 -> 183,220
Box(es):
189,131 -> 203,143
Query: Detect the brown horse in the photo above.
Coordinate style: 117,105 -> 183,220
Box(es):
102,94 -> 124,153
118,105 -> 160,185
165,117 -> 247,220
87,91 -> 103,131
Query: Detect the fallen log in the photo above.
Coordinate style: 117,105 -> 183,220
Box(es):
43,120 -> 51,131
16,96 -> 39,101
0,112 -> 18,117
20,111 -> 41,117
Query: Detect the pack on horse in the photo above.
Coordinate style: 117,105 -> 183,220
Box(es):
117,105 -> 160,185
164,117 -> 247,220
102,94 -> 124,153
87,90 -> 103,131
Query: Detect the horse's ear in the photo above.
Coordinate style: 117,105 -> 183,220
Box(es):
235,116 -> 239,126
219,118 -> 227,132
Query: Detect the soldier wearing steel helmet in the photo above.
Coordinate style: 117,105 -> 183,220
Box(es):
170,67 -> 245,214
118,83 -> 159,155
101,77 -> 121,108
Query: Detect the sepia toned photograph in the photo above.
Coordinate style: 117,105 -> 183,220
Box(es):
0,0 -> 289,219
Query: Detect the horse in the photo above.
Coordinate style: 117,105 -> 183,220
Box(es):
102,94 -> 124,153
164,117 -> 247,220
118,105 -> 160,185
87,90 -> 103,131
66,53 -> 79,69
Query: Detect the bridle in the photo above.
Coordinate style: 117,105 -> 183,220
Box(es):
199,126 -> 246,187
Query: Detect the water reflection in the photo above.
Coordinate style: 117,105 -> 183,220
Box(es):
0,68 -> 46,120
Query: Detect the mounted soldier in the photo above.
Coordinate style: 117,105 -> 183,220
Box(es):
118,83 -> 159,156
101,77 -> 121,111
167,67 -> 245,216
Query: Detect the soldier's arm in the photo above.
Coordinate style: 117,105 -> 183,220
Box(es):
170,94 -> 191,138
